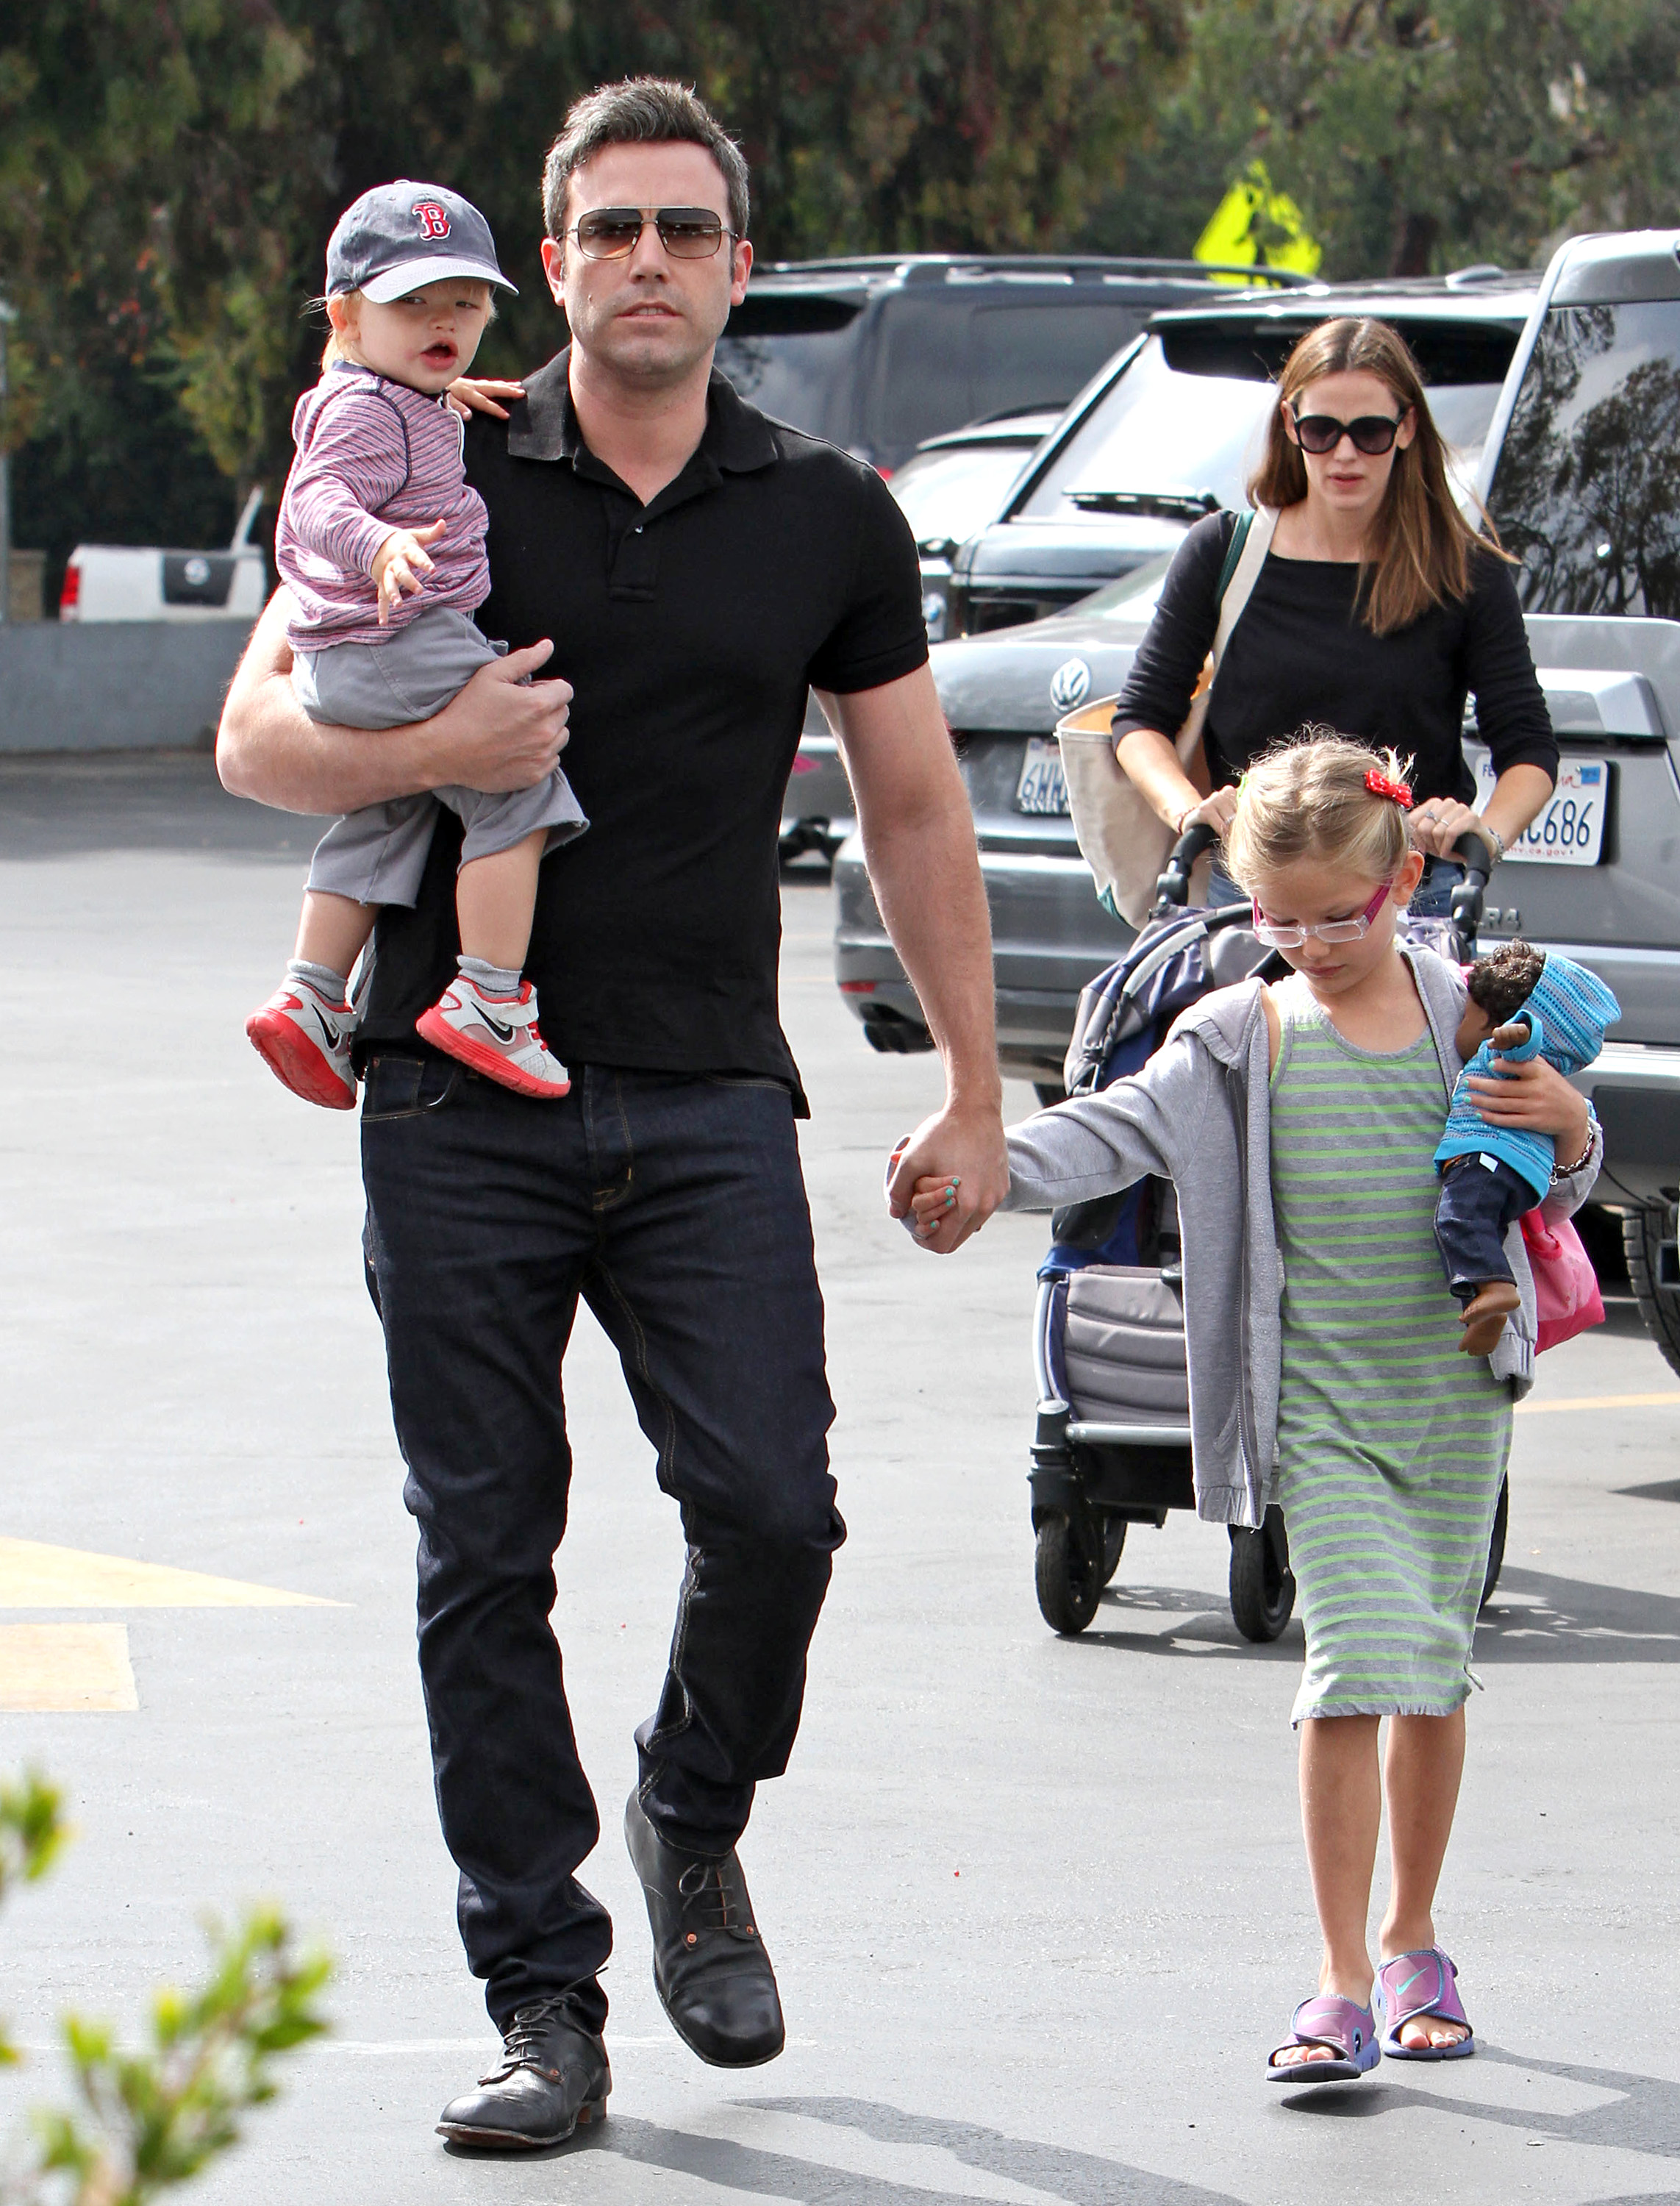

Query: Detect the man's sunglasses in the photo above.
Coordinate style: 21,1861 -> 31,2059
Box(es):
567,207 -> 737,261
1251,879 -> 1392,949
1289,404 -> 1409,456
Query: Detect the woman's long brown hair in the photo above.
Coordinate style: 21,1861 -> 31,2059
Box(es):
1249,317 -> 1508,637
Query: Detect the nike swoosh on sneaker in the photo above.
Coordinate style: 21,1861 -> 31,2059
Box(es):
473,1004 -> 519,1045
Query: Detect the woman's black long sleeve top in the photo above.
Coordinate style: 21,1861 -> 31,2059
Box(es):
1110,510 -> 1558,804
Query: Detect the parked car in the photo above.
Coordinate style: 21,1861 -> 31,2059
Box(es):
837,239 -> 1680,1371
946,269 -> 1534,636
713,253 -> 1307,475
746,253 -> 1304,863
891,410 -> 1060,643
782,406 -> 1060,859
59,489 -> 266,622
837,272 -> 1540,1068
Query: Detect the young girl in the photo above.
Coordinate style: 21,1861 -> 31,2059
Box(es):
905,735 -> 1600,2082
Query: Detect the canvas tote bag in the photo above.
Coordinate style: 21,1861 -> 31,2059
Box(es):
1057,504 -> 1278,926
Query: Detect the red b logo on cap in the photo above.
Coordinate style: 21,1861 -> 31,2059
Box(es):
413,201 -> 451,240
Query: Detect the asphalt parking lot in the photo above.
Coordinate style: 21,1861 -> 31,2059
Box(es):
1,752 -> 1679,2206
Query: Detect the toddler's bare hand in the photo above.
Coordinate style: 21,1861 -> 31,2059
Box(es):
446,376 -> 526,421
373,520 -> 447,624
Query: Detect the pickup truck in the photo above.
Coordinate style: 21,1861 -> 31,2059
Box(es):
59,489 -> 266,623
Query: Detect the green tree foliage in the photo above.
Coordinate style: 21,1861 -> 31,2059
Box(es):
0,1771 -> 328,2206
2,0 -> 1677,574
1087,1 -> 1680,276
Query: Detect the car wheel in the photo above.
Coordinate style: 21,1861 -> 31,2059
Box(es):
1034,1513 -> 1103,1635
1623,1204 -> 1680,1377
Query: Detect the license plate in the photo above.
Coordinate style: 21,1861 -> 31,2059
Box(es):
1015,737 -> 1070,815
1473,754 -> 1608,865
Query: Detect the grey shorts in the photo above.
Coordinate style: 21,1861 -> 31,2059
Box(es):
293,606 -> 587,907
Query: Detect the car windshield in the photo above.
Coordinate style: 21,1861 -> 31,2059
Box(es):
890,441 -> 1043,549
1018,324 -> 1515,520
713,295 -> 864,442
1488,300 -> 1680,618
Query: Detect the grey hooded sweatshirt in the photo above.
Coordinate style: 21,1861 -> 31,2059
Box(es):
1002,944 -> 1603,1531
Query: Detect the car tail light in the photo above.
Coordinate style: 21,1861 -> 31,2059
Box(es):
790,750 -> 820,774
58,563 -> 81,620
839,980 -> 876,995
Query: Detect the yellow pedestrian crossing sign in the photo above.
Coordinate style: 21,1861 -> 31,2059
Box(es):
1195,163 -> 1323,282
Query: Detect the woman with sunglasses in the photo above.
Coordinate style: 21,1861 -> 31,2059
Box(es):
1109,317 -> 1557,906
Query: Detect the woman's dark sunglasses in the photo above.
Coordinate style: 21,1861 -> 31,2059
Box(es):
568,207 -> 735,260
1290,404 -> 1409,456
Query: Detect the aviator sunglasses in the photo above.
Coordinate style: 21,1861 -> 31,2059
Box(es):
1289,403 -> 1409,456
567,206 -> 737,260
1251,879 -> 1392,949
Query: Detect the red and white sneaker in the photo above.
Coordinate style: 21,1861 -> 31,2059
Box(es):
415,976 -> 571,1099
246,974 -> 360,1110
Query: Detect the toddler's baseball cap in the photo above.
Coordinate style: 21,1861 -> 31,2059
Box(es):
326,181 -> 517,304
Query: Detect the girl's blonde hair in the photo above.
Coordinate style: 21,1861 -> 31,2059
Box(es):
1223,727 -> 1415,892
1249,317 -> 1511,638
315,282 -> 496,368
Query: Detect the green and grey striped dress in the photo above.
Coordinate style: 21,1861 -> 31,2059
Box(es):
1270,988 -> 1512,1724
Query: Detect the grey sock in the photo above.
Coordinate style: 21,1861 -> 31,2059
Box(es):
458,954 -> 524,999
287,957 -> 348,1006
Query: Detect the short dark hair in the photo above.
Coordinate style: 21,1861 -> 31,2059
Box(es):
1466,938 -> 1545,1024
542,78 -> 750,243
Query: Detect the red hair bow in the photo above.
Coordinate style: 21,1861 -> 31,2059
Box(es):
1365,767 -> 1413,808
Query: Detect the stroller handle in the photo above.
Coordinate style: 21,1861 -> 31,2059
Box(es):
1446,828 -> 1493,961
1152,821 -> 1220,915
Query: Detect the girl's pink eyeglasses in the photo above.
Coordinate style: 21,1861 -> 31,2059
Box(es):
1251,880 -> 1392,949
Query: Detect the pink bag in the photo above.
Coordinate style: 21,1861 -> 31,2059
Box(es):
1520,1209 -> 1604,1350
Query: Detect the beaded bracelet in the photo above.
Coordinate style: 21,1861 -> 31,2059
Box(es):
1551,1104 -> 1598,1182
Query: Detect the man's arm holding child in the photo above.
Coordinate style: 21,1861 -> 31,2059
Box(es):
217,589 -> 572,817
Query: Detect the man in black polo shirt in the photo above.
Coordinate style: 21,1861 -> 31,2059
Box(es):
219,78 -> 1007,2148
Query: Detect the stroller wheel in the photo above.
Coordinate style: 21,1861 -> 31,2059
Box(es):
1229,1504 -> 1296,1643
1479,1474 -> 1509,1611
1100,1516 -> 1127,1585
1034,1513 -> 1104,1635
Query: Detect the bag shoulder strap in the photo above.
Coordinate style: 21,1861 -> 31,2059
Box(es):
1210,504 -> 1277,671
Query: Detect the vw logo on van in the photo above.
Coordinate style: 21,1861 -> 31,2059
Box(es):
1048,657 -> 1091,713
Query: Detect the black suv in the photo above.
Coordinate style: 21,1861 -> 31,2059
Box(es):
947,270 -> 1535,635
713,254 -> 1307,474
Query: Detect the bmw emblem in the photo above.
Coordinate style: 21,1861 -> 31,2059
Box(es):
1049,657 -> 1091,713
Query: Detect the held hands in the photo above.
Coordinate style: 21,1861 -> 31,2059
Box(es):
372,521 -> 446,624
885,1102 -> 1011,1255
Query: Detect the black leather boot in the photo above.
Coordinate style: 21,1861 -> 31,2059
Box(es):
436,1993 -> 610,2149
624,1789 -> 786,2067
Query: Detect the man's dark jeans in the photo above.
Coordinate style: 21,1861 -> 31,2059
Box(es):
360,1056 -> 843,2033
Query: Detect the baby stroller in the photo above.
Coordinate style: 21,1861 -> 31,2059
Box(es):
1029,824 -> 1508,1639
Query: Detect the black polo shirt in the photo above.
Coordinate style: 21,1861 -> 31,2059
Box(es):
357,351 -> 928,1108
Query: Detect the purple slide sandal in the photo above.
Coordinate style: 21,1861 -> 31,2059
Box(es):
1267,1993 -> 1381,2084
1374,1947 -> 1476,2060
